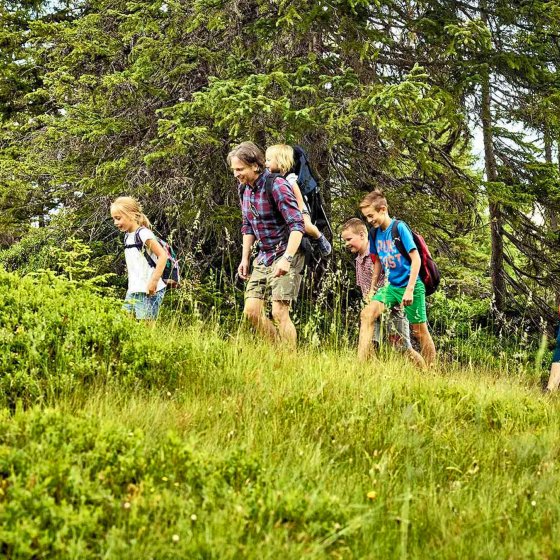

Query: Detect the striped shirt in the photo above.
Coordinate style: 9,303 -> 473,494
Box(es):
355,251 -> 385,297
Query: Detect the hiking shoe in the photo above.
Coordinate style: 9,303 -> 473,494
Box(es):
317,234 -> 332,257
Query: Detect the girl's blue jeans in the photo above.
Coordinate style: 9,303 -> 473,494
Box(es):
123,290 -> 165,320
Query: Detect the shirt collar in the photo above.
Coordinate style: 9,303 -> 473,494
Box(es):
356,250 -> 370,263
247,170 -> 268,191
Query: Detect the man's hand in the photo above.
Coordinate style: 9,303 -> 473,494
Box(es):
238,259 -> 250,280
402,287 -> 414,307
273,257 -> 291,277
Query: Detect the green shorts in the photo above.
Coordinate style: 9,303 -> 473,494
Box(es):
372,281 -> 427,324
245,252 -> 305,302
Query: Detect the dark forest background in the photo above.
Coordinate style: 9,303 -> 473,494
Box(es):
1,0 -> 560,344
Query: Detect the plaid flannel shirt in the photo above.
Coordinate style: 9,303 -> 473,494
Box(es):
240,171 -> 304,266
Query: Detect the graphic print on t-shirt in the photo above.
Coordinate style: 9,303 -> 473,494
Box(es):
369,219 -> 418,288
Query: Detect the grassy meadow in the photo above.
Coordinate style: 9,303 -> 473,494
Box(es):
0,269 -> 559,558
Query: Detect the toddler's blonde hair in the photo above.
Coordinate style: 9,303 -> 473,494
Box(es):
266,144 -> 294,175
110,196 -> 151,228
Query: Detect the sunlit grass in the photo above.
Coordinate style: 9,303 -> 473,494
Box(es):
1,270 -> 559,558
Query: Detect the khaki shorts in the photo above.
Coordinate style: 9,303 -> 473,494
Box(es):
245,253 -> 305,302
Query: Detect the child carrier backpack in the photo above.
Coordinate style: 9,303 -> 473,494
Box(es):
290,145 -> 333,238
372,220 -> 440,296
263,146 -> 332,265
124,227 -> 181,288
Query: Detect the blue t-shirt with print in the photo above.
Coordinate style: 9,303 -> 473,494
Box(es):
369,219 -> 418,288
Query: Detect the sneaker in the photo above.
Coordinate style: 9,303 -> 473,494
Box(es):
317,234 -> 332,257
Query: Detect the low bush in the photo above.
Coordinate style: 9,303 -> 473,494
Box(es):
0,408 -> 346,559
0,269 -> 223,407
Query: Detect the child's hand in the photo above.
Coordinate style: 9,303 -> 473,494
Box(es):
147,278 -> 158,295
402,288 -> 414,307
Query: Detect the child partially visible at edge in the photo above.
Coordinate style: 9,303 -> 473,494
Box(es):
341,218 -> 424,368
110,196 -> 168,320
545,304 -> 560,392
357,189 -> 436,367
265,144 -> 332,257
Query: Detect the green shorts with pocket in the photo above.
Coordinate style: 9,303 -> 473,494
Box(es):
245,252 -> 305,302
372,281 -> 427,324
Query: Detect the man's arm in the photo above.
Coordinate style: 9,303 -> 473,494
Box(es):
272,179 -> 305,238
274,230 -> 303,277
271,178 -> 305,277
238,233 -> 256,280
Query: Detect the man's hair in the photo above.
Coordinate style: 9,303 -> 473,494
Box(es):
265,144 -> 294,175
227,141 -> 265,172
359,189 -> 388,210
341,218 -> 367,235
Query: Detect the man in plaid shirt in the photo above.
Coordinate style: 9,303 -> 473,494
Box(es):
228,142 -> 305,347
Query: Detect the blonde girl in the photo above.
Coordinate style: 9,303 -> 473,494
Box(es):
265,144 -> 332,257
110,196 -> 168,320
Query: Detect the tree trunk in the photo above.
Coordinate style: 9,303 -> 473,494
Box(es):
480,0 -> 506,313
549,133 -> 559,231
481,73 -> 506,312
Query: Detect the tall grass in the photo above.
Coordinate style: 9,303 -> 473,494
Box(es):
0,269 -> 558,558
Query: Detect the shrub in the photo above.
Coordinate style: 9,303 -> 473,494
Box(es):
0,269 -> 212,407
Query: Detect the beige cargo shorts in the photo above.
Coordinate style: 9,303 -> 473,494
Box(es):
245,252 -> 305,302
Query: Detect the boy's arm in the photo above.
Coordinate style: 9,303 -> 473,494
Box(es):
367,258 -> 382,301
402,249 -> 420,306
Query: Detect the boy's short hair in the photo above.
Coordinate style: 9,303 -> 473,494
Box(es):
359,189 -> 387,211
227,141 -> 265,172
265,144 -> 294,175
341,218 -> 367,235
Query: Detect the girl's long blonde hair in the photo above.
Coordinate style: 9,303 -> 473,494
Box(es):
110,196 -> 151,228
266,144 -> 294,175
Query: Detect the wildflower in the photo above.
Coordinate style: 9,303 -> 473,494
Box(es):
172,534 -> 179,543
367,491 -> 377,500
191,514 -> 197,521
531,501 -> 537,507
123,502 -> 131,509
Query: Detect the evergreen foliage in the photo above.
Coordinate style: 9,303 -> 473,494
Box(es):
0,0 -> 559,328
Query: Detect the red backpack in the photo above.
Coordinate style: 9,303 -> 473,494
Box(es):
373,220 -> 440,296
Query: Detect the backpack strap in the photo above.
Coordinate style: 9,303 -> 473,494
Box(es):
238,183 -> 246,205
124,227 -> 157,268
123,228 -> 143,250
263,173 -> 285,221
391,219 -> 413,263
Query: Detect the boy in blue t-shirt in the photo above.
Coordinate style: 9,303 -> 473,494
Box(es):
357,189 -> 436,366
